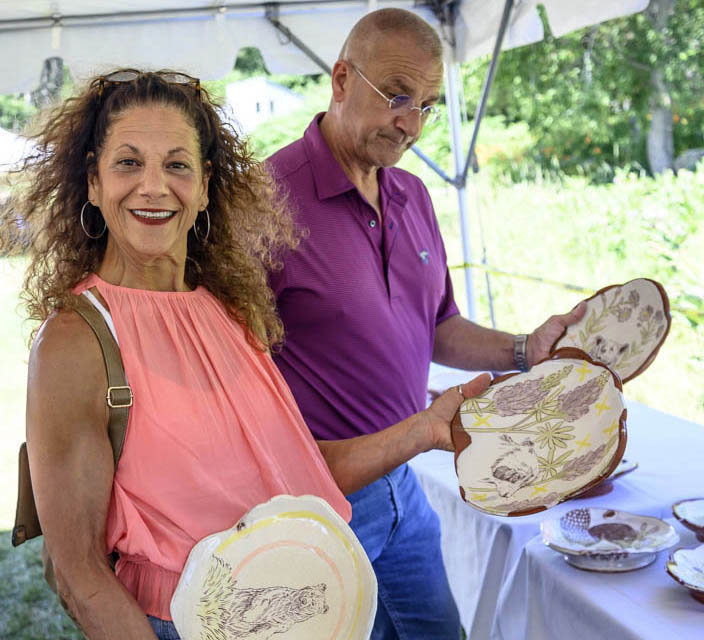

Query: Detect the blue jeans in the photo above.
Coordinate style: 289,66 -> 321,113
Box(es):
147,615 -> 181,640
348,464 -> 461,640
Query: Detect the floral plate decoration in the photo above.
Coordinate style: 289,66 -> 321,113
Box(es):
541,507 -> 679,572
551,278 -> 670,383
170,495 -> 377,640
672,498 -> 704,542
666,544 -> 704,603
452,349 -> 626,516
572,457 -> 639,498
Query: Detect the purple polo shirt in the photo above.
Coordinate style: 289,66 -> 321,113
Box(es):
268,115 -> 459,440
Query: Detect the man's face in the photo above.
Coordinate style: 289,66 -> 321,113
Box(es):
339,34 -> 443,170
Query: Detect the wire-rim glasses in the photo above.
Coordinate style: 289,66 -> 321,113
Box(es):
97,69 -> 201,101
350,64 -> 439,123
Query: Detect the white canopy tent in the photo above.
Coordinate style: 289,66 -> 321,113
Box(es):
0,0 -> 650,318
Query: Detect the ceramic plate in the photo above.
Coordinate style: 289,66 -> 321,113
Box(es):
452,349 -> 626,516
572,457 -> 639,498
609,457 -> 638,479
673,498 -> 704,542
542,507 -> 679,572
666,544 -> 704,603
551,278 -> 670,383
170,495 -> 377,640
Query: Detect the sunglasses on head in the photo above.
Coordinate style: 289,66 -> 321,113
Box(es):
97,69 -> 201,101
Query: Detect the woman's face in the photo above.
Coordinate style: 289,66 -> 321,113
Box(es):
88,103 -> 209,269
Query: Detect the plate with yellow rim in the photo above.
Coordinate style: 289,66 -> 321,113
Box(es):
452,349 -> 627,517
551,278 -> 670,383
170,495 -> 377,640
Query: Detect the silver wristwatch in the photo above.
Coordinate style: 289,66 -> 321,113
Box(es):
513,334 -> 529,372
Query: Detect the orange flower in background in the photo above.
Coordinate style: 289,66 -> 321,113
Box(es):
593,147 -> 601,155
673,114 -> 680,122
584,136 -> 592,144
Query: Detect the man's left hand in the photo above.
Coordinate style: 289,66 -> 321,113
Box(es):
527,301 -> 587,367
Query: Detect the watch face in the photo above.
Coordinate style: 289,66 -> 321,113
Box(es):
452,350 -> 626,516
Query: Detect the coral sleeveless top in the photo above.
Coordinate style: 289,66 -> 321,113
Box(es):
74,275 -> 351,620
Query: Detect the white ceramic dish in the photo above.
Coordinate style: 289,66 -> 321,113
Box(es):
672,498 -> 704,542
541,507 -> 679,572
666,544 -> 704,603
171,495 -> 377,640
452,350 -> 626,516
552,278 -> 670,383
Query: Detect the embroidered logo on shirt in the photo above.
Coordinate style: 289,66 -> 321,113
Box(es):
419,249 -> 429,265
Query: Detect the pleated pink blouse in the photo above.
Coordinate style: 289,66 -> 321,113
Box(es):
74,274 -> 351,620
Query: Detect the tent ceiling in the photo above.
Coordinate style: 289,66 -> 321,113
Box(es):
0,0 -> 649,93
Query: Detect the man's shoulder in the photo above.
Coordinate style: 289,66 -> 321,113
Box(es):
385,166 -> 432,201
267,136 -> 310,182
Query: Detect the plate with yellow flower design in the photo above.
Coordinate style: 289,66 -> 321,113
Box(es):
451,349 -> 627,516
551,278 -> 670,383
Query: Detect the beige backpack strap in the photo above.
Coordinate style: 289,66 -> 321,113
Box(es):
12,293 -> 132,546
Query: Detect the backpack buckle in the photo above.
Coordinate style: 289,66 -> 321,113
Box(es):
107,385 -> 133,409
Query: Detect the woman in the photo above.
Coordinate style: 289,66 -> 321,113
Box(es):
2,69 -> 488,639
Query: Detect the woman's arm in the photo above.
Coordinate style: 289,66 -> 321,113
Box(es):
317,373 -> 490,495
27,310 -> 157,639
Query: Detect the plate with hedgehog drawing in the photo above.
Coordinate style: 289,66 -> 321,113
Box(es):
542,508 -> 679,571
666,544 -> 704,603
170,495 -> 377,640
452,350 -> 626,516
551,278 -> 670,383
673,498 -> 704,542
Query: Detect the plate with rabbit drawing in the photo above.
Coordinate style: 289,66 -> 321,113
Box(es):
551,278 -> 670,383
170,495 -> 377,640
542,508 -> 679,571
452,349 -> 626,516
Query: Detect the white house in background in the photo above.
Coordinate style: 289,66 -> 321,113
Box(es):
225,76 -> 303,134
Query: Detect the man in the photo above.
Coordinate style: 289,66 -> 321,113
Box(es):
267,8 -> 585,639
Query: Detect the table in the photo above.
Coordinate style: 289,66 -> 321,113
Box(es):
491,519 -> 703,640
408,365 -> 704,639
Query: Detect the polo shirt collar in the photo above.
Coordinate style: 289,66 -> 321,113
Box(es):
303,113 -> 356,200
303,114 -> 408,207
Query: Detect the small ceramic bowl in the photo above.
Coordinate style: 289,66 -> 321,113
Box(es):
573,458 -> 639,498
541,507 -> 679,572
672,498 -> 704,542
666,544 -> 704,604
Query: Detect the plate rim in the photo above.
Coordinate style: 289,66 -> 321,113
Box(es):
666,544 -> 704,593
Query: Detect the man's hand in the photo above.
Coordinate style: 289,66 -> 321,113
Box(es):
527,301 -> 587,367
422,373 -> 491,451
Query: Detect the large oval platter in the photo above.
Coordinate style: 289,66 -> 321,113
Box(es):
171,494 -> 377,640
551,278 -> 670,383
452,349 -> 626,516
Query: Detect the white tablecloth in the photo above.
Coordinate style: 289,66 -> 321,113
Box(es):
491,519 -> 703,640
409,365 -> 704,638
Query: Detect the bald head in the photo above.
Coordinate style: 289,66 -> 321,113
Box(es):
340,8 -> 443,68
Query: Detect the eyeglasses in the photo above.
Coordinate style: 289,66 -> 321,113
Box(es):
97,69 -> 201,100
351,64 -> 439,123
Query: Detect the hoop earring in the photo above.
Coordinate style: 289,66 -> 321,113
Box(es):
80,201 -> 106,239
193,208 -> 210,243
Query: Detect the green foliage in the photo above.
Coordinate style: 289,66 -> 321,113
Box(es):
0,95 -> 35,132
468,0 -> 704,178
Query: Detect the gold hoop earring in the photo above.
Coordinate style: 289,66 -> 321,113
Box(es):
80,201 -> 106,239
193,208 -> 210,243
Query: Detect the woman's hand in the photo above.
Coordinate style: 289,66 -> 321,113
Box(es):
421,373 -> 492,451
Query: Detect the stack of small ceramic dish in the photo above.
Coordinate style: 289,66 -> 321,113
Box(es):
666,544 -> 704,603
666,499 -> 704,603
541,507 -> 679,571
170,495 -> 377,640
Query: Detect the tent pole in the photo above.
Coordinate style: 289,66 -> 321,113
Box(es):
444,59 -> 477,321
460,0 -> 514,185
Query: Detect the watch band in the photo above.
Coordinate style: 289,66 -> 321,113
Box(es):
513,334 -> 529,372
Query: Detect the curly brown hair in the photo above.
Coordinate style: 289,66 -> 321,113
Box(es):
1,69 -> 297,350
